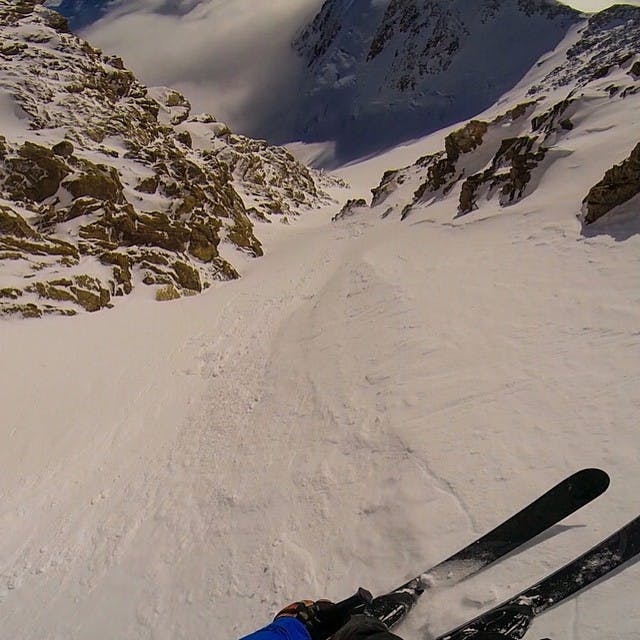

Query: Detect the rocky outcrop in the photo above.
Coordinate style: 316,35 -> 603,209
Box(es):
0,1 -> 330,317
581,143 -> 640,225
332,198 -> 367,221
528,5 -> 640,96
405,104 -> 542,216
362,3 -> 640,228
458,136 -> 547,215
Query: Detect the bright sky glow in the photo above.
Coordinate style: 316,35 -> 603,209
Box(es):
563,0 -> 640,9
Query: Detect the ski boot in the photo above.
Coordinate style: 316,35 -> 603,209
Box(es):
365,578 -> 424,628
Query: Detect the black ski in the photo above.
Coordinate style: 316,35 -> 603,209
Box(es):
368,468 -> 609,628
436,512 -> 640,639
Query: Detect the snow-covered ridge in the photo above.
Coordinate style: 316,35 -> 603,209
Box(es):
337,5 -> 640,236
286,0 -> 580,165
0,0 -> 331,318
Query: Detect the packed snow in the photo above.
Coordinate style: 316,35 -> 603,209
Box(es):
2,139 -> 640,639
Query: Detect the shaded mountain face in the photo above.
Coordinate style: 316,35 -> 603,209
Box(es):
0,0 -> 330,318
284,0 -> 581,166
45,0 -> 203,30
44,0 -> 113,30
337,5 -> 640,237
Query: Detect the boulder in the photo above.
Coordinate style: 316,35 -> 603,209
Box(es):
582,142 -> 640,224
5,142 -> 70,202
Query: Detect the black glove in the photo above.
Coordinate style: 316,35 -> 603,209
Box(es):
275,600 -> 346,640
275,589 -> 373,640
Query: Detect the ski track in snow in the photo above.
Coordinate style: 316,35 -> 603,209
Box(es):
1,189 -> 640,639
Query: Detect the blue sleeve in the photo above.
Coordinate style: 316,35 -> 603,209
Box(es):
239,617 -> 311,640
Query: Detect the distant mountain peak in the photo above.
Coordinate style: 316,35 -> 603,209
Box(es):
286,0 -> 581,166
43,0 -> 114,30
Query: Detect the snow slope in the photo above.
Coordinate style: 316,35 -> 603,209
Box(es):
336,6 -> 640,234
2,4 -> 640,640
2,156 -> 640,640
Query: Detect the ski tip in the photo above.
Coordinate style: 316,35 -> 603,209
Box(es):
573,468 -> 610,493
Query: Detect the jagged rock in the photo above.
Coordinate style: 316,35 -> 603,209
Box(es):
1,41 -> 27,56
5,142 -> 70,202
457,134 -> 547,215
0,287 -> 21,300
227,214 -> 263,257
99,251 -> 133,295
369,94 -> 570,220
71,275 -> 111,311
40,6 -> 68,31
210,134 -> 327,219
531,98 -> 575,134
0,205 -> 79,259
173,260 -> 201,292
135,175 -> 159,194
63,163 -> 125,202
531,5 -> 640,96
175,131 -> 193,148
332,198 -> 367,221
411,120 -> 491,204
188,221 -> 221,263
459,175 -> 483,214
372,169 -> 403,207
581,142 -> 640,225
559,118 -> 574,131
23,273 -> 111,314
498,137 -> 547,205
445,120 -> 489,161
415,154 -> 455,198
6,303 -> 43,319
52,140 -> 74,158
81,205 -> 188,252
0,205 -> 38,238
165,90 -> 189,108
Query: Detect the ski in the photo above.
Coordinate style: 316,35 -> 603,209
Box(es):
436,512 -> 640,639
367,468 -> 609,628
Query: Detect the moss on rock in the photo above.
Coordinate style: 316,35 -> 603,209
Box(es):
5,142 -> 70,202
173,260 -> 201,292
156,284 -> 181,301
0,205 -> 38,238
63,164 -> 124,203
227,213 -> 263,257
135,175 -> 159,194
445,120 -> 489,161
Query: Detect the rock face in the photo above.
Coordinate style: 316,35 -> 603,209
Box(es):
581,143 -> 640,225
344,6 -> 640,232
332,198 -> 367,221
286,0 -> 580,165
0,1 -> 330,318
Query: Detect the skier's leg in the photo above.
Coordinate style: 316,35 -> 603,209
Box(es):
331,615 -> 403,640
